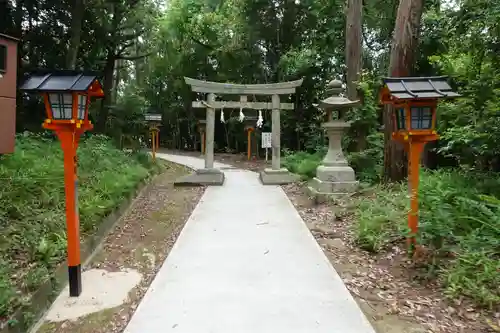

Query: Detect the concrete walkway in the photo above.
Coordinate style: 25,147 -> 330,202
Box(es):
124,153 -> 376,333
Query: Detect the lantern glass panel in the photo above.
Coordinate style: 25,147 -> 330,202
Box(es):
48,93 -> 73,120
395,108 -> 406,130
411,107 -> 433,130
77,95 -> 87,120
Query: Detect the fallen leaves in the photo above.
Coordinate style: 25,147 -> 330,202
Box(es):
282,182 -> 497,333
39,164 -> 204,333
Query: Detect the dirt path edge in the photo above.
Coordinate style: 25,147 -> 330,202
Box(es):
0,172 -> 160,333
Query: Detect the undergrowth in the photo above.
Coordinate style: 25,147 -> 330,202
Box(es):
282,150 -> 325,180
353,169 -> 500,308
282,132 -> 383,184
283,143 -> 500,308
0,133 -> 159,320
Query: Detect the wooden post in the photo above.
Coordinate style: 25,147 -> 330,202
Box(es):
201,131 -> 206,155
247,128 -> 254,160
57,130 -> 82,297
156,129 -> 159,151
151,129 -> 156,162
407,140 -> 425,250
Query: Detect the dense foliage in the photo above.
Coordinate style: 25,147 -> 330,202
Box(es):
0,134 -> 157,319
354,170 -> 500,308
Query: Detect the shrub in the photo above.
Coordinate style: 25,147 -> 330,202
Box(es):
0,133 -> 157,318
353,169 -> 500,307
282,150 -> 325,180
347,132 -> 384,184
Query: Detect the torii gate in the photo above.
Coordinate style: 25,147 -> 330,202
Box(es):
174,77 -> 304,186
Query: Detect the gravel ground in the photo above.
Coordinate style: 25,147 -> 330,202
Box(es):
283,181 -> 497,333
37,162 -> 204,333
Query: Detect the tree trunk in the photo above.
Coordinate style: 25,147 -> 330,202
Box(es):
113,58 -> 121,103
345,0 -> 364,151
383,0 -> 425,182
135,34 -> 143,86
97,2 -> 120,132
66,0 -> 85,69
423,141 -> 438,169
98,55 -> 115,132
345,0 -> 362,101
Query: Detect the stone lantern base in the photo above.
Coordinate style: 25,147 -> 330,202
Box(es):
307,121 -> 359,202
308,165 -> 358,202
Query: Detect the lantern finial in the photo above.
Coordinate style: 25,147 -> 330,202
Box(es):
326,79 -> 343,96
318,78 -> 359,112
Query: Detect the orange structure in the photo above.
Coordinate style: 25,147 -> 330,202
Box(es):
379,76 -> 459,251
247,127 -> 254,160
243,116 -> 258,160
198,120 -> 206,155
0,33 -> 19,154
145,112 -> 162,162
20,70 -> 104,296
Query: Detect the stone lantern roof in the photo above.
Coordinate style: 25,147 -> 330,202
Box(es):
318,79 -> 360,110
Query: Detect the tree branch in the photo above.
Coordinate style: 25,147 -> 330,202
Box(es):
117,53 -> 152,60
189,36 -> 216,50
117,30 -> 146,42
117,40 -> 136,54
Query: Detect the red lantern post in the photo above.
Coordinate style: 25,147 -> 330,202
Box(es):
21,70 -> 104,296
198,120 -> 206,155
379,76 -> 459,253
145,113 -> 162,162
244,116 -> 258,161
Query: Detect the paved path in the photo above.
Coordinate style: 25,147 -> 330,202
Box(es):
124,153 -> 376,333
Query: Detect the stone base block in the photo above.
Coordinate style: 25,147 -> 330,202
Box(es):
309,177 -> 359,194
307,177 -> 359,203
316,165 -> 356,182
259,168 -> 299,185
174,168 -> 225,187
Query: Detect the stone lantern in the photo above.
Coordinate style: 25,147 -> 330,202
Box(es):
308,79 -> 360,201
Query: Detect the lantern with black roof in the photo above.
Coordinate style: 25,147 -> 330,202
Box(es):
144,110 -> 162,161
20,70 -> 105,298
20,70 -> 104,130
379,76 -> 459,142
379,76 -> 459,254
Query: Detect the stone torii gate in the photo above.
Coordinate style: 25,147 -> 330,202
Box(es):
174,77 -> 303,186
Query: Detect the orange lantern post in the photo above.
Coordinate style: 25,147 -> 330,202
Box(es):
20,70 -> 104,296
379,76 -> 459,253
197,120 -> 206,155
145,113 -> 162,162
244,116 -> 258,161
247,127 -> 253,160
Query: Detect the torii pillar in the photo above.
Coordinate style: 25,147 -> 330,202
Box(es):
175,92 -> 224,186
259,94 -> 300,185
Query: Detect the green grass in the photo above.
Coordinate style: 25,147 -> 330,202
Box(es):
282,132 -> 383,184
353,169 -> 500,308
281,143 -> 499,308
282,150 -> 324,180
0,133 -> 159,320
